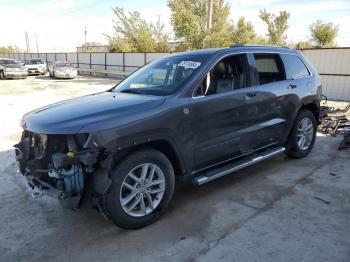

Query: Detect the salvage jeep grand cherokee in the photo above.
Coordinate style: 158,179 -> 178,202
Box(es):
15,45 -> 321,229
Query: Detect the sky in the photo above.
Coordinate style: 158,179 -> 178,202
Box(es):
0,0 -> 349,52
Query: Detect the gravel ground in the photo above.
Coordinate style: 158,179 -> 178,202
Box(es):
0,76 -> 349,262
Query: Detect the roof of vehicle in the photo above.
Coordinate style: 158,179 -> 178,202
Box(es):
169,45 -> 299,58
0,58 -> 14,60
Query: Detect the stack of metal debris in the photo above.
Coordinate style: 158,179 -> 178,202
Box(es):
318,95 -> 350,150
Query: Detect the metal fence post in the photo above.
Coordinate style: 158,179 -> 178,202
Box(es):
77,53 -> 79,75
89,52 -> 92,76
122,52 -> 125,79
105,52 -> 107,77
144,53 -> 147,66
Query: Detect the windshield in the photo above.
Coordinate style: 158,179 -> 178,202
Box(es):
55,62 -> 72,67
0,59 -> 16,65
25,59 -> 44,65
114,55 -> 207,96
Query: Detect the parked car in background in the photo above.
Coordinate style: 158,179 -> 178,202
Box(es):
24,58 -> 47,75
0,58 -> 28,79
15,45 -> 321,229
48,61 -> 77,79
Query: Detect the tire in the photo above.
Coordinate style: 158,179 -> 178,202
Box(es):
285,109 -> 317,158
103,148 -> 175,229
0,71 -> 4,80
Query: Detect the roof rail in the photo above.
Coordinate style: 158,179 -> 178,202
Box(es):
230,44 -> 290,49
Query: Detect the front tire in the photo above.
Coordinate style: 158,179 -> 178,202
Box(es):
0,71 -> 4,80
103,149 -> 175,229
285,109 -> 317,158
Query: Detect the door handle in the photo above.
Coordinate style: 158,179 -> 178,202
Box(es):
288,84 -> 297,89
244,93 -> 256,99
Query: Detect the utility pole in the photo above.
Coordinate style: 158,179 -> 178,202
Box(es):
35,34 -> 39,54
84,25 -> 87,52
206,0 -> 213,30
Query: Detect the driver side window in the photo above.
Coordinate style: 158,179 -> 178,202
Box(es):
195,54 -> 250,97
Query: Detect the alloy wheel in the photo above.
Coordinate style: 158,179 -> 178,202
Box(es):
297,117 -> 314,150
120,163 -> 165,217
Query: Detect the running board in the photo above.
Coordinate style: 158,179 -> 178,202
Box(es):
194,147 -> 285,185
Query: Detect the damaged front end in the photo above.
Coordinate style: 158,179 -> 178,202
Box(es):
14,131 -> 100,208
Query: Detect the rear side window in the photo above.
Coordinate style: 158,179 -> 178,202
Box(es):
281,54 -> 310,79
253,54 -> 286,85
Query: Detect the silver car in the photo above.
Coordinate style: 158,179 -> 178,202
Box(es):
24,58 -> 47,75
48,61 -> 77,79
0,58 -> 28,79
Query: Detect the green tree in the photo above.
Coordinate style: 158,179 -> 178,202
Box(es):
230,17 -> 256,45
309,20 -> 338,47
295,41 -> 312,49
251,35 -> 269,45
152,18 -> 172,52
168,0 -> 231,50
106,7 -> 170,52
259,9 -> 290,45
106,36 -> 134,52
0,45 -> 22,54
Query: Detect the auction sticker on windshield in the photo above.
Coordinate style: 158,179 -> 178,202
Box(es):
178,61 -> 201,69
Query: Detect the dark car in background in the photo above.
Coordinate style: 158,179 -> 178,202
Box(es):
15,45 -> 321,229
0,58 -> 28,79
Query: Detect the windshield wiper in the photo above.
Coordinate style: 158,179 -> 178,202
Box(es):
119,89 -> 145,94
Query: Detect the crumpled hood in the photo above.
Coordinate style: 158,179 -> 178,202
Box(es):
22,91 -> 166,134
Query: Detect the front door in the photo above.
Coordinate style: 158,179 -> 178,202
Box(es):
190,54 -> 254,170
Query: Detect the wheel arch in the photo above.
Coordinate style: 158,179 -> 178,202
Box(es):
299,102 -> 320,123
110,138 -> 187,178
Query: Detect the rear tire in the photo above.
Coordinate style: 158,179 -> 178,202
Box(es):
285,109 -> 317,158
103,149 -> 175,229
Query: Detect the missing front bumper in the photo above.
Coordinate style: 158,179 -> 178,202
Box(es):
14,131 -> 99,208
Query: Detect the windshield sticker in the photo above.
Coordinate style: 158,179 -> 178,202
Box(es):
178,61 -> 201,69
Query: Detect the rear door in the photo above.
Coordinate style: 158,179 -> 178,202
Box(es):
279,53 -> 313,133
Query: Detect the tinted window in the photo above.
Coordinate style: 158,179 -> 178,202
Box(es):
25,59 -> 44,65
253,54 -> 285,85
0,59 -> 15,65
281,54 -> 310,79
195,54 -> 249,96
55,62 -> 72,67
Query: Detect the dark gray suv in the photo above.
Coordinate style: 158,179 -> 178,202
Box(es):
15,45 -> 321,229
